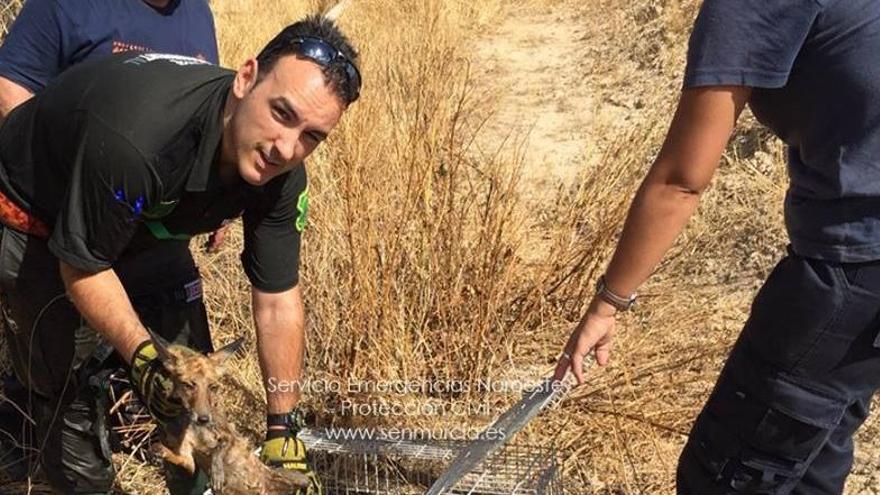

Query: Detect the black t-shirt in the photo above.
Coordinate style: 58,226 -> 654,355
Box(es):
685,0 -> 880,262
0,53 -> 307,292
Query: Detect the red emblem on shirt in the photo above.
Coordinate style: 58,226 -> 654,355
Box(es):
112,41 -> 206,61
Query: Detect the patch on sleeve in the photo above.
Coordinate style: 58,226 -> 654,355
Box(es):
296,187 -> 309,233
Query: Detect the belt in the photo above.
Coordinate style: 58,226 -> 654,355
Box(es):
0,188 -> 49,239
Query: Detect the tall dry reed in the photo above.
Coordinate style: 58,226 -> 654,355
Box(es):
209,0 -> 526,389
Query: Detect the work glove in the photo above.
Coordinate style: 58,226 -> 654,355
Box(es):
129,340 -> 184,425
260,411 -> 322,494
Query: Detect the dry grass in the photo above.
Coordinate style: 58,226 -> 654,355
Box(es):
0,0 -> 23,43
2,0 -> 879,494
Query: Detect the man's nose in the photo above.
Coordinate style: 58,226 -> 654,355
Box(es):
274,129 -> 300,163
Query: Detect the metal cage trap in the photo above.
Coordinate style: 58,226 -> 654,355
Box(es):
101,368 -> 569,494
301,378 -> 569,494
302,428 -> 564,494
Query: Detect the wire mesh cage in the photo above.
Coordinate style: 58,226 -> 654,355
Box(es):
301,427 -> 565,495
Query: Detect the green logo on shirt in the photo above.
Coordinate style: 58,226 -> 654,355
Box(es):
296,187 -> 309,232
143,200 -> 179,219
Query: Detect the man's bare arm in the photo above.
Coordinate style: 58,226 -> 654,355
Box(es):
0,76 -> 34,119
252,285 -> 306,414
59,261 -> 149,362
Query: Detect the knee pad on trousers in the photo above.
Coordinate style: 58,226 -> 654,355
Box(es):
677,349 -> 847,494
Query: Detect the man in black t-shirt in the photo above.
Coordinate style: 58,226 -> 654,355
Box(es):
0,15 -> 360,494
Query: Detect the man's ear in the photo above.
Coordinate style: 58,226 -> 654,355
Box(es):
233,58 -> 259,99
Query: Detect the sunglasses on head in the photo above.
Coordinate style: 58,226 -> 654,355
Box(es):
292,36 -> 361,103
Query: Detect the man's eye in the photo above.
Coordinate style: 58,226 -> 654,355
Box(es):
306,132 -> 322,143
273,107 -> 289,121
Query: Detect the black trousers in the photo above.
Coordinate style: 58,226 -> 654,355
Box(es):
678,248 -> 880,494
0,226 -> 212,494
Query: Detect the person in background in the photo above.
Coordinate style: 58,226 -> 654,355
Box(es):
554,0 -> 880,493
0,0 -> 220,492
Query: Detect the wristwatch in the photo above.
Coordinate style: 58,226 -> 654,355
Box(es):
595,275 -> 637,312
267,407 -> 307,433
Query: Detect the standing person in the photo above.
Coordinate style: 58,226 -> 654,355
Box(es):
554,0 -> 880,493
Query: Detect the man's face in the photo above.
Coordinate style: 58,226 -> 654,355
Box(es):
223,55 -> 345,186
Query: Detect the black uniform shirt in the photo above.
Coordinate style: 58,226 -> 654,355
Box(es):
685,0 -> 880,262
0,53 -> 308,292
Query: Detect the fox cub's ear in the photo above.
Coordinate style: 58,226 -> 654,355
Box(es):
210,337 -> 245,367
146,327 -> 175,365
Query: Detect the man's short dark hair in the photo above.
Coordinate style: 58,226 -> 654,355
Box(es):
257,15 -> 360,105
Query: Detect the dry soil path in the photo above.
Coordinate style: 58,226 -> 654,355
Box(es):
472,3 -> 601,198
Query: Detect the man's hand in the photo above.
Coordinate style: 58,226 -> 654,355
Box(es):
129,340 -> 184,424
203,224 -> 231,253
552,297 -> 617,385
260,432 -> 322,494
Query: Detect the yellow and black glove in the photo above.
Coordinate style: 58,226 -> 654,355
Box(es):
129,340 -> 184,425
260,410 -> 322,494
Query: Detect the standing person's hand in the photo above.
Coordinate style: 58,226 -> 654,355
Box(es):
553,298 -> 618,384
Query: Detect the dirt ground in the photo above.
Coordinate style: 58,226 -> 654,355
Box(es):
473,4 -> 596,193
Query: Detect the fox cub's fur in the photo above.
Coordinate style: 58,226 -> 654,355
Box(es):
148,329 -> 309,494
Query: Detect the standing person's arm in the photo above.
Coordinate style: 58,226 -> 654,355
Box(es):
0,0 -> 81,118
554,86 -> 751,383
552,0 -> 828,383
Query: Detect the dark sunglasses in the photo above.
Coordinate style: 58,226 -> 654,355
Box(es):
292,36 -> 361,102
